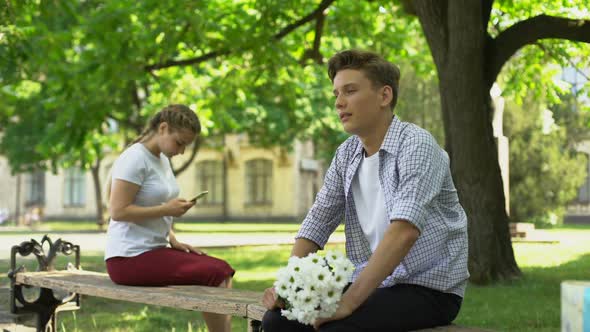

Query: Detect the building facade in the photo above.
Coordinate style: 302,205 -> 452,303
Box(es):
0,135 -> 323,224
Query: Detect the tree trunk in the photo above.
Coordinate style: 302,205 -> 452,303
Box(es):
90,159 -> 105,231
415,1 -> 520,283
439,71 -> 521,283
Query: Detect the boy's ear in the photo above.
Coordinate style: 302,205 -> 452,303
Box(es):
381,86 -> 393,108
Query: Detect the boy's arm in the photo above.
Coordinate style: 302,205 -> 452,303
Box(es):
264,145 -> 347,310
315,220 -> 419,327
291,238 -> 320,257
341,220 -> 418,309
296,145 -> 347,248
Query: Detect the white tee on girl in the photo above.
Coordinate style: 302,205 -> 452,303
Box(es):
351,151 -> 389,253
105,143 -> 180,260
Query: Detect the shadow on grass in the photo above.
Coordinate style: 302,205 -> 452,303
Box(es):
456,253 -> 590,332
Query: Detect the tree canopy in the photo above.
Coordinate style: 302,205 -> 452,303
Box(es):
1,0 -> 589,283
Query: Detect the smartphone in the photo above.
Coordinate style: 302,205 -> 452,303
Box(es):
190,190 -> 209,202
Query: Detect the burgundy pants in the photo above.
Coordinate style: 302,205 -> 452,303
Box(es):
106,247 -> 235,287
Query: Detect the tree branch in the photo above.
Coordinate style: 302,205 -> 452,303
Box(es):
145,50 -> 231,71
274,0 -> 334,40
145,0 -> 336,72
487,15 -> 590,86
301,7 -> 327,64
141,80 -> 151,101
313,12 -> 325,63
130,80 -> 142,111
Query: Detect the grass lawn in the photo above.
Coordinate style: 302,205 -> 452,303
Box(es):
1,224 -> 588,331
457,225 -> 590,332
0,220 -> 345,234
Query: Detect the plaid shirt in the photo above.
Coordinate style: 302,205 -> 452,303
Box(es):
297,116 -> 469,297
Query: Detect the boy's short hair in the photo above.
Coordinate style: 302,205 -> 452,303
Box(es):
328,50 -> 401,110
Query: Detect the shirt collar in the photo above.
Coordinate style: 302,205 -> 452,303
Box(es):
352,115 -> 402,159
380,115 -> 403,154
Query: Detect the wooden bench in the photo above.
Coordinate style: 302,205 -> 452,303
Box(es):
509,222 -> 535,238
8,236 -> 488,332
13,270 -> 265,331
8,236 -> 265,332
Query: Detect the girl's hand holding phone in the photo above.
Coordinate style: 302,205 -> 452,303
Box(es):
164,198 -> 194,217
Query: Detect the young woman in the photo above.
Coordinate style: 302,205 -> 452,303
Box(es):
105,104 -> 234,332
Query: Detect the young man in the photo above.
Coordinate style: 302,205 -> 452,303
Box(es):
262,50 -> 469,332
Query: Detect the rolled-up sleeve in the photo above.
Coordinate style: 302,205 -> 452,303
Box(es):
389,133 -> 447,232
296,146 -> 346,248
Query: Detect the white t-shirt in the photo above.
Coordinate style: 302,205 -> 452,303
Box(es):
351,151 -> 389,252
104,143 -> 180,260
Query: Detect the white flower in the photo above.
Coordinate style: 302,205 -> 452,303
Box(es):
310,265 -> 332,290
273,250 -> 354,325
324,250 -> 346,266
320,286 -> 340,306
331,270 -> 349,289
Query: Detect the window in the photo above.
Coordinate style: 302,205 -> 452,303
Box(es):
25,171 -> 45,206
64,168 -> 86,207
245,159 -> 272,204
196,160 -> 224,204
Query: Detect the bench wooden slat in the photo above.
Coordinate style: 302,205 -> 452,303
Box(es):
247,303 -> 267,322
15,270 -> 266,320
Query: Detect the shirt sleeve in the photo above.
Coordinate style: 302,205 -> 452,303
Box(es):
296,145 -> 346,248
388,131 -> 448,232
112,147 -> 146,186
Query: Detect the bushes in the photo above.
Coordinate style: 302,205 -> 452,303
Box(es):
506,96 -> 588,227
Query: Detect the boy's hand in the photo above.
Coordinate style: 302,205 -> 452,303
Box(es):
262,287 -> 285,310
313,300 -> 354,330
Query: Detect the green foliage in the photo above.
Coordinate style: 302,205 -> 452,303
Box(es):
1,0 -> 438,170
1,0 -> 587,163
505,94 -> 587,226
396,62 -> 444,145
552,88 -> 590,147
493,1 -> 590,226
1,1 -> 589,235
492,0 -> 590,33
492,2 -> 590,109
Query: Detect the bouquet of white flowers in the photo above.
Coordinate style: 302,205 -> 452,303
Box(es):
274,250 -> 355,325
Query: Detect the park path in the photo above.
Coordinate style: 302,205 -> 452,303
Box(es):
0,231 -> 345,259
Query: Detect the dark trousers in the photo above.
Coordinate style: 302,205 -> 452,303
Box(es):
262,283 -> 462,332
